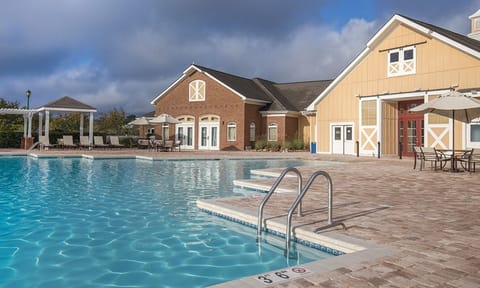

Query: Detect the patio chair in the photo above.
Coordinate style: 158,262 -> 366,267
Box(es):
420,147 -> 450,171
38,136 -> 55,150
164,140 -> 174,152
458,149 -> 480,172
62,135 -> 78,149
79,136 -> 92,150
413,146 -> 424,170
137,139 -> 150,149
94,136 -> 110,149
153,139 -> 164,152
109,136 -> 125,148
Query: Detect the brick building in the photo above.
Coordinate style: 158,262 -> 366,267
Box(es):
150,64 -> 331,151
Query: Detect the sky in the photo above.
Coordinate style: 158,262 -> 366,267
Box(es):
1,0 -> 479,115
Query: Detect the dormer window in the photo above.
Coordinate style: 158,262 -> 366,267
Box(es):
189,80 -> 205,102
387,46 -> 416,77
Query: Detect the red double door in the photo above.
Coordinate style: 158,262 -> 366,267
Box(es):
398,100 -> 424,157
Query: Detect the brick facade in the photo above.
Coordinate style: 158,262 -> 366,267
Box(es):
153,70 -> 264,150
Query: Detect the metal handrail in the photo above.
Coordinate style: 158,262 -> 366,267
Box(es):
285,170 -> 344,252
257,167 -> 302,240
27,141 -> 40,152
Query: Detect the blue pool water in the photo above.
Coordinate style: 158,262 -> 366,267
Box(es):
0,157 -> 334,287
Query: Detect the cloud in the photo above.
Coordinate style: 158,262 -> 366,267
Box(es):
0,0 -> 478,115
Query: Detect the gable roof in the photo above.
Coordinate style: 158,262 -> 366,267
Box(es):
307,14 -> 480,110
38,96 -> 96,112
151,64 -> 332,112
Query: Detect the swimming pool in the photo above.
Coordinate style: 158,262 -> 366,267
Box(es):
0,157 -> 335,287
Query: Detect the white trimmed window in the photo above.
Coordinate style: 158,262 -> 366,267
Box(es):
249,122 -> 256,142
268,123 -> 278,141
189,80 -> 205,102
388,46 -> 416,77
227,122 -> 236,141
162,123 -> 169,140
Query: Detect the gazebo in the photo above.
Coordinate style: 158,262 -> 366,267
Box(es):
37,96 -> 97,146
0,96 -> 97,149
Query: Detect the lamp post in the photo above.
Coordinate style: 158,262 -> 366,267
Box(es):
26,90 -> 31,109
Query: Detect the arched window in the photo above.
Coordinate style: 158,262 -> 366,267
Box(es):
249,122 -> 256,141
268,123 -> 278,141
227,122 -> 236,141
189,80 -> 205,102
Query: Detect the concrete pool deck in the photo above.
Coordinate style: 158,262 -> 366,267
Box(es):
1,149 -> 479,287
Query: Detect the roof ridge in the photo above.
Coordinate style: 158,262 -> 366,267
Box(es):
193,64 -> 254,82
398,14 -> 480,52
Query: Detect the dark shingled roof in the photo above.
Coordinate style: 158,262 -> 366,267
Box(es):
193,65 -> 272,102
400,14 -> 480,52
272,80 -> 333,111
42,96 -> 96,110
192,65 -> 332,112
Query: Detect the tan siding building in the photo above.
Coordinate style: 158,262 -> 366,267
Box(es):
308,12 -> 480,156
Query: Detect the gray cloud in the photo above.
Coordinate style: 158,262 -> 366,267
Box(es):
0,0 -> 478,115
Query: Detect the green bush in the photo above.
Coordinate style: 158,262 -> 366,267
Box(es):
254,137 -> 268,150
267,141 -> 281,152
293,138 -> 305,150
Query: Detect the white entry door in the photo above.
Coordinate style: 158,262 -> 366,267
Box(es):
332,125 -> 354,155
199,123 -> 219,150
176,124 -> 194,150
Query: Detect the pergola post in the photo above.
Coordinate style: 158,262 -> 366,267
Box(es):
89,112 -> 94,145
23,115 -> 28,138
45,111 -> 50,141
38,112 -> 43,137
80,113 -> 84,136
27,112 -> 33,138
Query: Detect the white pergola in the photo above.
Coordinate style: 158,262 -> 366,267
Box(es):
37,96 -> 97,145
0,96 -> 97,148
0,108 -> 37,139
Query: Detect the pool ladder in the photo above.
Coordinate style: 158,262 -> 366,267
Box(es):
256,168 -> 345,254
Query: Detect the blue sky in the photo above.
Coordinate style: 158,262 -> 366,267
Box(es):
1,0 -> 479,115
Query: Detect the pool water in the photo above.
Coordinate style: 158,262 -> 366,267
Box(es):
0,157 -> 334,287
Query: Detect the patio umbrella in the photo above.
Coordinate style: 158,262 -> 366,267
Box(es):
149,113 -> 180,140
149,113 -> 180,124
127,117 -> 151,135
409,90 -> 480,150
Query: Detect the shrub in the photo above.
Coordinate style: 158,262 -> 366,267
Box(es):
293,138 -> 305,150
254,138 -> 267,150
267,141 -> 281,152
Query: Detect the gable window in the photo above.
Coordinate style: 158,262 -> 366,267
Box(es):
227,122 -> 236,141
249,122 -> 256,142
189,80 -> 205,102
387,46 -> 416,77
268,123 -> 278,141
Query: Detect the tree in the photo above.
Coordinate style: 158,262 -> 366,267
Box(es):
95,108 -> 127,135
49,113 -> 81,134
0,98 -> 22,132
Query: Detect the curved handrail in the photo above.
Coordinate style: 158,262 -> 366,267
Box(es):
285,170 -> 335,251
27,141 -> 40,152
257,167 -> 302,240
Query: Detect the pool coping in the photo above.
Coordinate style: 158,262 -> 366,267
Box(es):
197,198 -> 398,288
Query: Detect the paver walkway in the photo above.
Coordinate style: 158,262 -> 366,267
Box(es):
212,157 -> 480,287
2,149 -> 479,287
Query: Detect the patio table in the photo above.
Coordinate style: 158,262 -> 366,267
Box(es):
437,149 -> 472,172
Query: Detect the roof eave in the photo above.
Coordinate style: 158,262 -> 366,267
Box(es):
38,107 -> 97,113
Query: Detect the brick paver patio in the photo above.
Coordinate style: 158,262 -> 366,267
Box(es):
2,149 -> 479,287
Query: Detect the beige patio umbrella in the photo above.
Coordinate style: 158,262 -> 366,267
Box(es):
149,113 -> 180,139
149,113 -> 181,124
127,117 -> 151,135
409,90 -> 480,168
